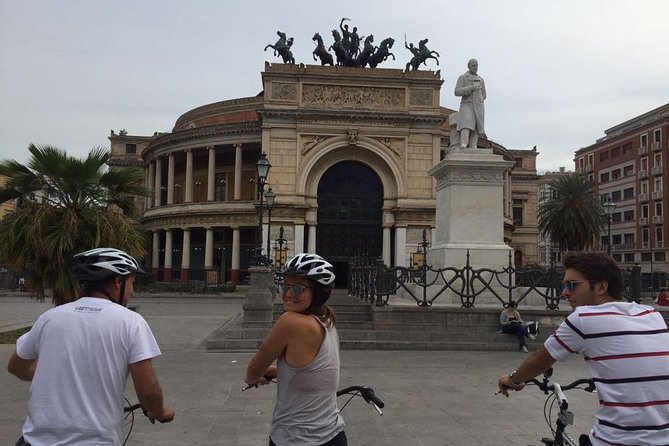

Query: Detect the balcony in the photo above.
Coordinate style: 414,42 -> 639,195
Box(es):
652,142 -> 662,152
639,145 -> 649,155
652,165 -> 663,175
640,217 -> 649,225
638,170 -> 648,178
613,243 -> 635,251
652,190 -> 663,200
652,215 -> 664,224
638,193 -> 649,202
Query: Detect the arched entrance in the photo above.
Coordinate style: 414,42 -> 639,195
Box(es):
317,161 -> 383,288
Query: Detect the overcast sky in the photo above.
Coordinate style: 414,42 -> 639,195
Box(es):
1,0 -> 668,173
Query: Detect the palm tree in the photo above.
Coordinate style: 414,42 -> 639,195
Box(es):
538,173 -> 604,253
0,144 -> 148,305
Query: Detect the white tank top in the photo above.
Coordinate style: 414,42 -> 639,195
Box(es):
269,316 -> 345,445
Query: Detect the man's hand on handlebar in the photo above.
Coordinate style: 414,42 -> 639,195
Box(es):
146,404 -> 175,424
497,374 -> 525,397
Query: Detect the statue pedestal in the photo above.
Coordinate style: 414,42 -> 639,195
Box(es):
427,148 -> 514,270
243,266 -> 275,328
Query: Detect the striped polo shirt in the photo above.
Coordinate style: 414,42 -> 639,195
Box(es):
545,301 -> 669,446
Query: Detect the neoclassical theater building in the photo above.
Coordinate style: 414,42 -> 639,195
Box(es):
109,63 -> 538,286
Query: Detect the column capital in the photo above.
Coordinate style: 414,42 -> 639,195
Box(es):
233,143 -> 242,149
206,145 -> 215,150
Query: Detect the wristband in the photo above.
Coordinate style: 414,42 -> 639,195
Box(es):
508,370 -> 520,385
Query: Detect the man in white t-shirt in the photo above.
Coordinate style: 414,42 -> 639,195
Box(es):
8,248 -> 175,446
497,252 -> 669,446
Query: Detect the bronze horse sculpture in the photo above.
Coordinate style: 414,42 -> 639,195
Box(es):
329,30 -> 349,66
405,38 -> 440,71
368,37 -> 395,68
312,33 -> 334,66
264,31 -> 295,64
356,35 -> 375,68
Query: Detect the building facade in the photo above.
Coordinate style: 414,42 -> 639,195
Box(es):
574,103 -> 669,287
109,64 -> 538,285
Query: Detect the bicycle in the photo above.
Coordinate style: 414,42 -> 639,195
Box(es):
524,369 -> 596,446
243,379 -> 385,416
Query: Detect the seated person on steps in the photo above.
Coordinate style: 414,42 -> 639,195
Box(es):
499,300 -> 538,353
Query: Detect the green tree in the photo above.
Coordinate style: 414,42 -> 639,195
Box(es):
0,144 -> 148,305
538,173 -> 604,253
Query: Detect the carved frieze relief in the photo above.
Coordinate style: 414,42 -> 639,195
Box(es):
409,88 -> 433,106
376,137 -> 403,158
301,135 -> 330,155
271,82 -> 298,101
435,168 -> 504,189
302,84 -> 404,109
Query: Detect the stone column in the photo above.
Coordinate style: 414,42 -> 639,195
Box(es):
383,227 -> 391,266
154,158 -> 162,207
145,162 -> 154,210
307,225 -> 317,253
207,146 -> 215,201
205,227 -> 214,269
231,226 -> 240,285
394,226 -> 407,267
234,143 -> 242,200
152,230 -> 160,280
185,149 -> 193,203
163,229 -> 173,282
180,228 -> 190,282
167,153 -> 175,205
294,224 -> 305,256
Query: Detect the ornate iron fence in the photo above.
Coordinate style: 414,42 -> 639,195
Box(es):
348,252 -> 642,310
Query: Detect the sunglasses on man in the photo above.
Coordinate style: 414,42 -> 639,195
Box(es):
562,280 -> 594,292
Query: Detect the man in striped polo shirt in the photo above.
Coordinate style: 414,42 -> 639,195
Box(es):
498,253 -> 669,445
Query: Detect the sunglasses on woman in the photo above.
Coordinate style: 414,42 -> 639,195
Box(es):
278,282 -> 311,296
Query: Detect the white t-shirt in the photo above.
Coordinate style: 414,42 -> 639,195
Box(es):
16,297 -> 161,446
544,301 -> 669,446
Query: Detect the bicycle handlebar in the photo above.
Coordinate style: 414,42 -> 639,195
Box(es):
337,385 -> 385,409
526,377 -> 595,394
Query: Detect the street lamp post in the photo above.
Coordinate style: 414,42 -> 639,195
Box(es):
603,197 -> 616,257
255,153 -> 271,266
265,187 -> 275,263
274,225 -> 287,269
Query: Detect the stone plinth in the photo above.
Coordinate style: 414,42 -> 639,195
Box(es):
243,266 -> 275,328
427,148 -> 514,269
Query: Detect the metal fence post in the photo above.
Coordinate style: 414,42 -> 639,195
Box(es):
630,263 -> 641,303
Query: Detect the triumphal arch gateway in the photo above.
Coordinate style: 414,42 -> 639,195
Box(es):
110,63 -> 537,286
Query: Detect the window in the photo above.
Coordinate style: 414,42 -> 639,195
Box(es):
611,169 -> 621,180
578,157 -> 584,169
600,172 -> 609,182
643,228 -> 649,243
655,177 -> 662,191
600,151 -> 609,162
611,190 -> 622,201
623,210 -> 634,221
623,143 -> 633,154
623,188 -> 634,199
642,204 -> 649,218
641,133 -> 648,147
613,253 -> 622,262
512,199 -> 524,226
641,181 -> 649,194
656,226 -> 663,243
515,158 -> 523,168
588,154 -> 594,165
600,235 -> 608,247
612,212 -> 622,223
588,174 -> 594,183
624,233 -> 634,245
641,252 -> 652,261
214,172 -> 227,201
654,153 -> 662,167
656,202 -> 663,217
125,143 -> 137,154
654,129 -> 662,143
600,193 -> 610,202
641,157 -> 648,170
623,165 -> 634,176
624,253 -> 635,262
655,252 -> 665,262
612,234 -> 622,245
611,147 -> 621,158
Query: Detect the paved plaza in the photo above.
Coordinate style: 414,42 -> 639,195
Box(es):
0,294 -> 597,445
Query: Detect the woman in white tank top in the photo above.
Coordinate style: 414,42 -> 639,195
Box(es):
245,253 -> 347,446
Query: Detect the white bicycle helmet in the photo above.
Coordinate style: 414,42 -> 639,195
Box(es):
73,247 -> 144,282
281,253 -> 335,286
